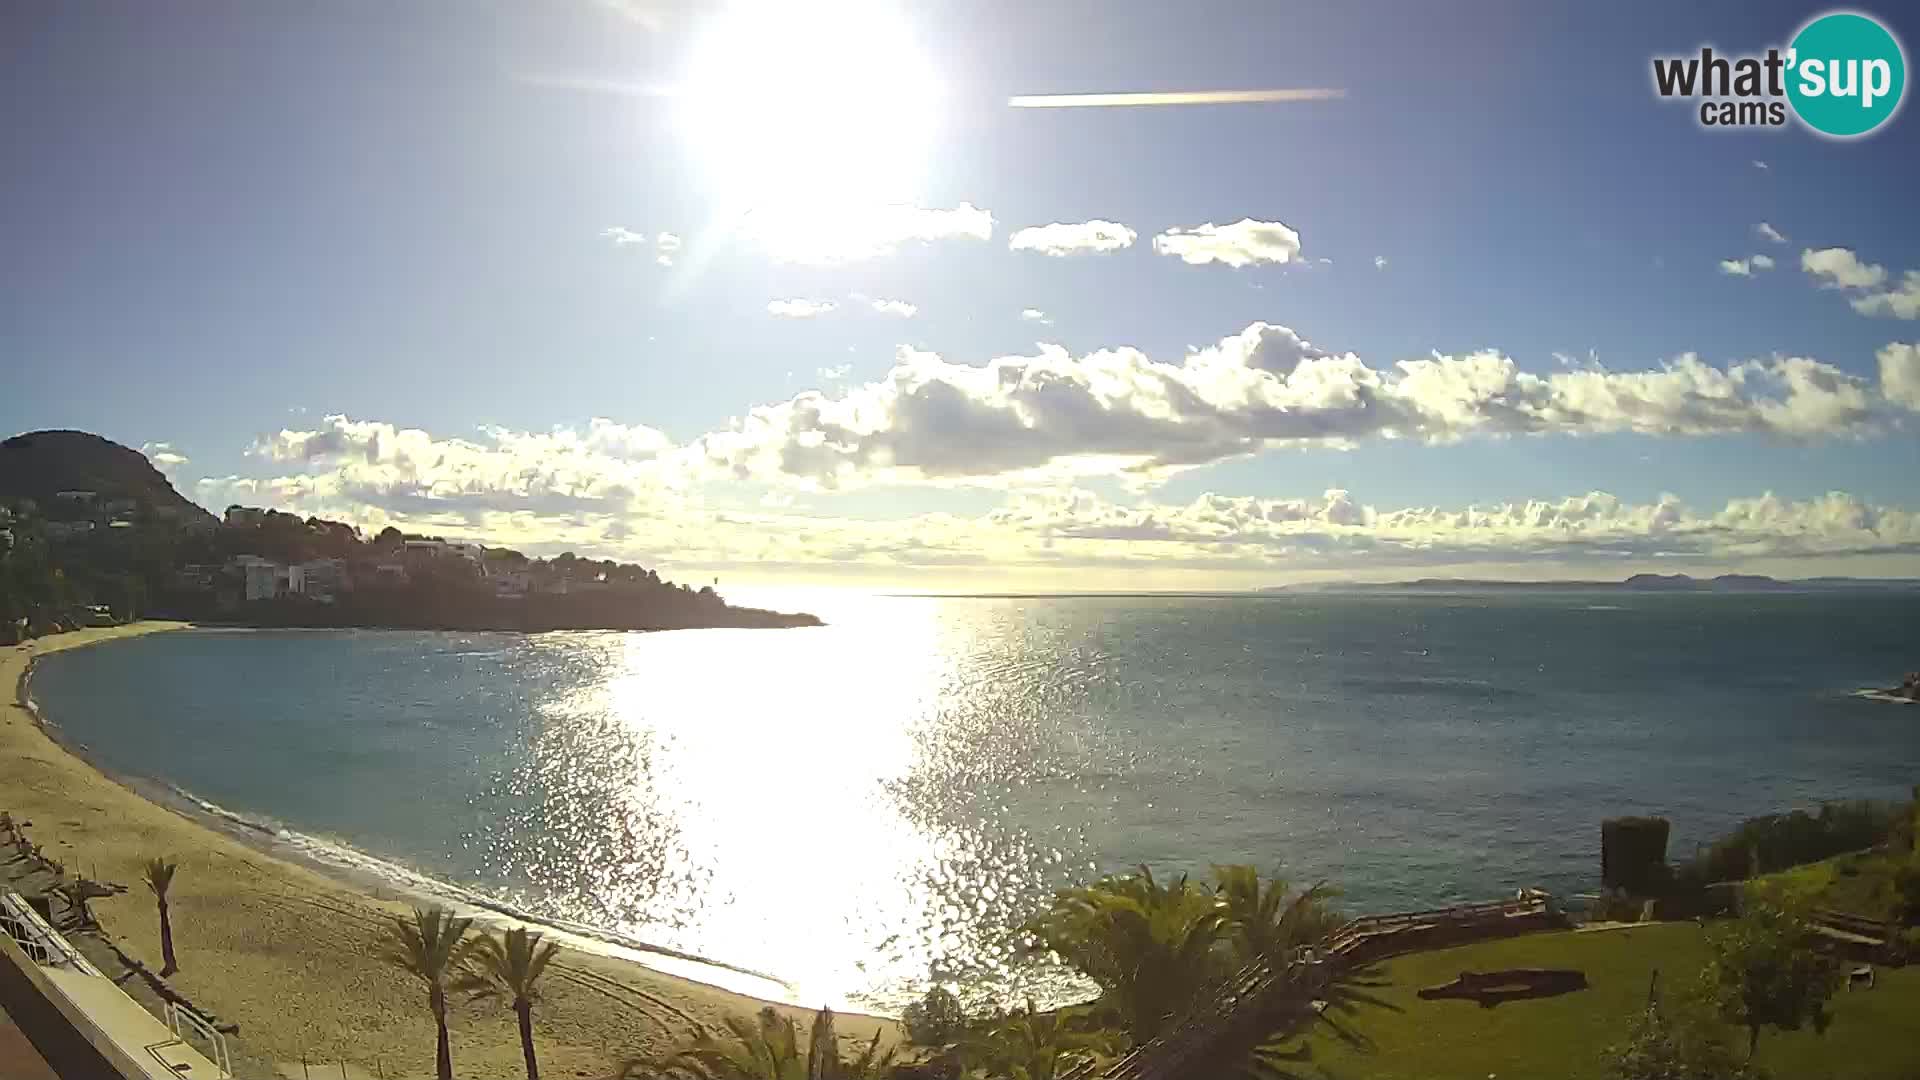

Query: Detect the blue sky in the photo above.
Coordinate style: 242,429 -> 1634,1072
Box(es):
4,0 -> 1919,587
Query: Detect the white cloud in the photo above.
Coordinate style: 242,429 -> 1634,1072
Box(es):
1751,254 -> 1775,271
655,232 -> 683,266
1802,246 -> 1888,289
687,321 -> 1892,491
248,415 -> 681,521
1851,272 -> 1920,319
991,487 -> 1920,565
1756,222 -> 1787,244
141,442 -> 188,476
747,202 -> 993,264
767,299 -> 837,318
1152,218 -> 1302,268
864,298 -> 918,318
1020,309 -> 1051,324
212,413 -> 1920,579
604,226 -> 683,266
1880,343 -> 1920,410
1753,159 -> 1770,170
1008,220 -> 1138,256
1373,256 -> 1389,270
817,364 -> 853,381
1801,247 -> 1920,319
1720,258 -> 1754,277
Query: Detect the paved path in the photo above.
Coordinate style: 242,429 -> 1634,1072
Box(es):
0,1004 -> 60,1080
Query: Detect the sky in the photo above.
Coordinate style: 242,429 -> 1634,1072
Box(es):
4,0 -> 1920,589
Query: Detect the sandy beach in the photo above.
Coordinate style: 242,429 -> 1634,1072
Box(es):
2,624 -> 897,1079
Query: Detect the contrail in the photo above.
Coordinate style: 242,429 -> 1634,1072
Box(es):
1008,88 -> 1346,108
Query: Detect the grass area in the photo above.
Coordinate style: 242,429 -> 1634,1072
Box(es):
1298,923 -> 1920,1080
1763,850 -> 1911,920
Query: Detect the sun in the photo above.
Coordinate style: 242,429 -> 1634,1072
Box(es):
676,1 -> 940,251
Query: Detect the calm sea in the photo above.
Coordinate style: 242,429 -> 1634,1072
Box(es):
27,591 -> 1920,1011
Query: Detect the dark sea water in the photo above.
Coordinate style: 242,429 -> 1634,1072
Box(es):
27,591 -> 1920,1011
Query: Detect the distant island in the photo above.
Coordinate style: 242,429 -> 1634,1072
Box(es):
0,430 -> 819,640
1265,573 -> 1920,594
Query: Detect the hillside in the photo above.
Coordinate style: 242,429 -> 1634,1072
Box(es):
0,429 -> 215,526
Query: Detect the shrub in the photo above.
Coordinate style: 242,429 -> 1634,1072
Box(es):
1681,801 -> 1906,884
902,986 -> 967,1047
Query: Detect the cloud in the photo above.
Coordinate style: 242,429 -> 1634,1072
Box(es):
1752,159 -> 1770,170
1850,272 -> 1920,319
862,297 -> 918,318
1881,343 -> 1920,410
1801,247 -> 1920,319
1722,254 -> 1776,276
747,203 -> 993,264
767,299 -> 837,318
990,486 -> 1920,564
1007,220 -> 1137,256
1152,218 -> 1302,268
212,411 -> 1920,578
141,442 -> 188,476
248,415 -> 682,520
654,232 -> 683,266
1021,309 -> 1052,324
1373,256 -> 1388,270
1802,247 -> 1888,289
686,321 -> 1894,491
605,227 -> 682,266
817,364 -> 853,381
1756,222 -> 1787,244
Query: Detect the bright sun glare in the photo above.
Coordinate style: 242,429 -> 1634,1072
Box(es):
678,1 -> 940,259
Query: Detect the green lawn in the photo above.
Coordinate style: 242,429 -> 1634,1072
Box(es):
1296,923 -> 1920,1080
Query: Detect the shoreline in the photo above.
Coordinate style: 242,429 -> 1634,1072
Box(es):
4,624 -> 897,1078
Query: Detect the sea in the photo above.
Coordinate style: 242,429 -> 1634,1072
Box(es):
25,590 -> 1920,1012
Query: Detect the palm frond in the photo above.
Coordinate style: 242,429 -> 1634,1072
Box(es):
142,857 -> 177,898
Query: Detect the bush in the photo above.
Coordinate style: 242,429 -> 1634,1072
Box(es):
902,986 -> 967,1047
1680,800 -> 1907,885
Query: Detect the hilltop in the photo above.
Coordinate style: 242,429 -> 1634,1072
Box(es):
0,429 -> 215,527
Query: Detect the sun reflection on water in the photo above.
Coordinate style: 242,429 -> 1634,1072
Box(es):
490,593 -> 1099,1011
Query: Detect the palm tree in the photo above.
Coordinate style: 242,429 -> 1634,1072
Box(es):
960,1000 -> 1118,1080
142,857 -> 179,976
1022,865 -> 1230,1044
457,926 -> 560,1080
382,905 -> 475,1080
622,1005 -> 894,1079
1211,865 -> 1343,967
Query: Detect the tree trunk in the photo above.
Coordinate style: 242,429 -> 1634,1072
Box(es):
433,988 -> 453,1080
1748,1023 -> 1760,1060
516,998 -> 539,1080
157,898 -> 178,976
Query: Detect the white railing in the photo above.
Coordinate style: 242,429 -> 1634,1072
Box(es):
0,891 -> 101,974
165,999 -> 233,1078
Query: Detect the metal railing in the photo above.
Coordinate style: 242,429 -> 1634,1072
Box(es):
164,999 -> 234,1078
0,891 -> 101,974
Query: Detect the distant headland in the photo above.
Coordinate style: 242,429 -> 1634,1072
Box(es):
1264,572 -> 1920,594
0,429 -> 819,639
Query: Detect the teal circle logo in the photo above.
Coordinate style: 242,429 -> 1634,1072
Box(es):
1787,11 -> 1907,137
